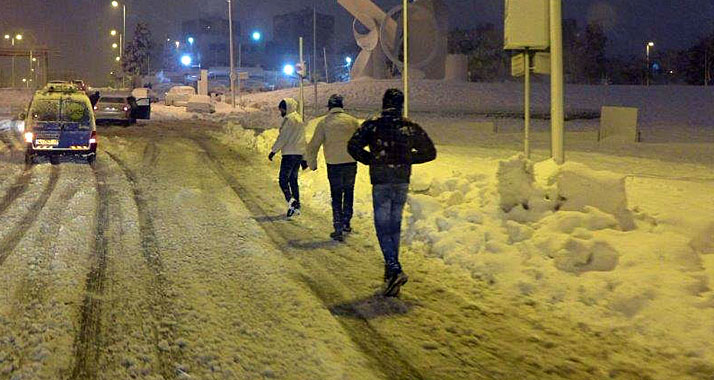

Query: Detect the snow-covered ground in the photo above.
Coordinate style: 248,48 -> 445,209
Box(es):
209,79 -> 714,374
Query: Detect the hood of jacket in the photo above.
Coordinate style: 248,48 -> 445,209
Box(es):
282,98 -> 299,116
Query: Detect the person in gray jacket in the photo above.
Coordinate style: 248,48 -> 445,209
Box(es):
269,98 -> 307,218
306,94 -> 361,241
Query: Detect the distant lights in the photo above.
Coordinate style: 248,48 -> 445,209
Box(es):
3,34 -> 9,40
175,40 -> 180,49
111,0 -> 119,7
110,30 -> 117,36
647,41 -> 655,47
181,55 -> 192,66
115,56 -> 121,62
252,31 -> 262,41
15,34 -> 22,40
345,56 -> 352,64
112,43 -> 118,49
188,37 -> 195,45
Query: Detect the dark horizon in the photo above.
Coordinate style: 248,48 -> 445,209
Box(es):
2,0 -> 714,84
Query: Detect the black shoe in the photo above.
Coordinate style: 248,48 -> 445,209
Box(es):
343,224 -> 352,233
330,231 -> 344,242
286,199 -> 300,219
383,271 -> 408,297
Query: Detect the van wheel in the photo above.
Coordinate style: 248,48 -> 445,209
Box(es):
49,155 -> 60,165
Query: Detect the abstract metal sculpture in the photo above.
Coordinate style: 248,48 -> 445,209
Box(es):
338,0 -> 448,80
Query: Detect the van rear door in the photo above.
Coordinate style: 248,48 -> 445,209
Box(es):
58,98 -> 93,148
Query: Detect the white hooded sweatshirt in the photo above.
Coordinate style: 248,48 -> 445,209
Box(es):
271,98 -> 306,156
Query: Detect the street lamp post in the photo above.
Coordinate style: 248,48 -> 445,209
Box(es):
5,34 -> 23,87
112,1 -> 126,57
646,41 -> 655,86
228,0 -> 237,108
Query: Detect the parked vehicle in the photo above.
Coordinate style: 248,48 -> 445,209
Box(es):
94,95 -> 151,126
22,85 -> 97,165
131,87 -> 159,103
164,86 -> 196,107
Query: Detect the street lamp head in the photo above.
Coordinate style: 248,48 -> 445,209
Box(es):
648,41 -> 655,47
283,64 -> 295,76
345,57 -> 352,64
112,43 -> 118,49
188,37 -> 194,45
181,55 -> 192,66
115,56 -> 121,62
252,31 -> 262,41
175,41 -> 180,49
112,1 -> 119,7
32,57 -> 37,62
4,35 -> 9,40
110,30 -> 117,36
15,34 -> 22,40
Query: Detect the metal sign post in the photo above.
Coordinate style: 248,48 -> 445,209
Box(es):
299,37 -> 305,120
524,50 -> 531,158
402,0 -> 409,118
550,0 -> 565,164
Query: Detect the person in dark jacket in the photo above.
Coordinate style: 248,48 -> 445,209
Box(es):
348,88 -> 436,297
89,91 -> 100,107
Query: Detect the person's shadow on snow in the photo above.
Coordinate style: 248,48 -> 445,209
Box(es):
253,214 -> 288,223
329,295 -> 413,320
288,239 -> 340,250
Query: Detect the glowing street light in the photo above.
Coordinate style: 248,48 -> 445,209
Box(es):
188,37 -> 195,45
3,34 -> 9,40
175,40 -> 180,49
345,56 -> 352,65
252,31 -> 262,42
115,56 -> 121,62
112,42 -> 118,49
646,41 -> 655,86
111,0 -> 119,7
15,34 -> 22,41
181,55 -> 192,66
283,64 -> 295,76
110,29 -> 117,36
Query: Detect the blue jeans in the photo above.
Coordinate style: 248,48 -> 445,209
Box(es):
328,163 -> 357,232
372,183 -> 409,275
279,155 -> 302,207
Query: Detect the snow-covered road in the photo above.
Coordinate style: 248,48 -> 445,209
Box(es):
0,120 -> 712,379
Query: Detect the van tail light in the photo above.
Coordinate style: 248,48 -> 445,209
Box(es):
24,132 -> 34,143
93,105 -> 98,110
89,131 -> 97,145
123,105 -> 129,112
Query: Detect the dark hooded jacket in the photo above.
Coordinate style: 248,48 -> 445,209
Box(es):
348,109 -> 436,185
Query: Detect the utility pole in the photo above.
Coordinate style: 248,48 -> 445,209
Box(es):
313,3 -> 318,117
228,0 -> 236,108
550,0 -> 565,164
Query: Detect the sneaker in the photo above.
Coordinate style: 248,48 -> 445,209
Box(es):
286,198 -> 298,219
383,271 -> 408,297
330,231 -> 344,242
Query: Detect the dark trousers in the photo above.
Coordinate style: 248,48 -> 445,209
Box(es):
372,183 -> 409,275
279,155 -> 302,208
327,163 -> 357,232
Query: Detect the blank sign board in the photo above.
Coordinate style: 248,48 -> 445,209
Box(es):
504,0 -> 550,50
599,106 -> 640,143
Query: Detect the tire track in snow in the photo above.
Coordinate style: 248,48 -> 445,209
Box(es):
0,168 -> 33,217
104,150 -> 186,380
0,166 -> 59,266
142,140 -> 160,169
192,137 -> 425,380
70,157 -> 111,380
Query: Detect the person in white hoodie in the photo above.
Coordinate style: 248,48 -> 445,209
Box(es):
306,94 -> 361,241
269,98 -> 307,218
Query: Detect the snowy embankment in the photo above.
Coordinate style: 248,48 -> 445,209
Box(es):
215,106 -> 714,371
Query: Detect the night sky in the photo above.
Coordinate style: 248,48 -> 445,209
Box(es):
3,0 -> 714,84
